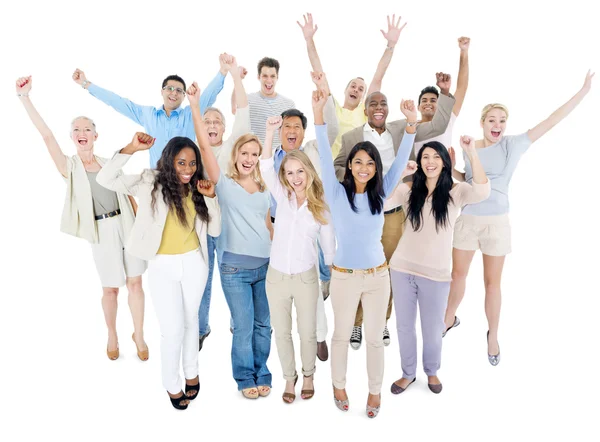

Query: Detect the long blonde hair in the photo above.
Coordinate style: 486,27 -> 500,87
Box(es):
227,134 -> 267,192
278,150 -> 330,225
480,103 -> 510,122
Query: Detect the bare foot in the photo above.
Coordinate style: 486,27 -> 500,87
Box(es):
301,375 -> 314,399
427,375 -> 441,385
487,332 -> 499,356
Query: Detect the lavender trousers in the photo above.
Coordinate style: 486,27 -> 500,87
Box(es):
391,270 -> 450,379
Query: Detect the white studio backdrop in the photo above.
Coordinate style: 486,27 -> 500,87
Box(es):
1,0 -> 598,441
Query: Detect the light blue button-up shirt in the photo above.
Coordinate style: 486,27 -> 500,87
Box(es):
87,72 -> 225,168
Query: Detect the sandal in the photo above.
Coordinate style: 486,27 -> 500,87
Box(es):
333,385 -> 349,411
301,375 -> 314,400
282,375 -> 298,404
242,387 -> 259,399
106,344 -> 119,361
185,378 -> 200,400
257,385 -> 271,397
132,333 -> 148,361
168,391 -> 189,410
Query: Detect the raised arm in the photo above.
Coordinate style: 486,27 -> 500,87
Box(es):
73,69 -> 146,126
448,146 -> 466,182
298,13 -> 325,74
17,76 -> 67,177
311,72 -> 338,145
527,70 -> 594,143
313,89 -> 341,201
97,133 -> 155,195
260,117 -> 286,202
367,14 -> 407,96
230,65 -> 248,115
188,82 -> 220,183
460,136 -> 487,184
452,37 -> 470,116
229,56 -> 248,109
414,76 -> 455,142
199,56 -> 227,113
383,99 -> 417,195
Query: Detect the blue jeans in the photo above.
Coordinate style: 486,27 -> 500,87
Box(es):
220,261 -> 272,390
198,235 -> 217,337
318,242 -> 331,282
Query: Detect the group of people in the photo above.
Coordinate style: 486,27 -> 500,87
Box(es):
17,12 -> 594,416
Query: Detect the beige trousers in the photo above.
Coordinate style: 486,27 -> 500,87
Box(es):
266,265 -> 319,381
354,208 -> 405,326
331,267 -> 390,394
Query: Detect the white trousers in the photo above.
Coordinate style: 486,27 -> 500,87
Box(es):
148,249 -> 208,394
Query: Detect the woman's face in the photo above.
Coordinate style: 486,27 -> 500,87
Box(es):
420,147 -> 444,179
481,108 -> 507,145
173,147 -> 197,184
349,149 -> 376,185
235,141 -> 260,177
283,158 -> 308,194
71,118 -> 97,151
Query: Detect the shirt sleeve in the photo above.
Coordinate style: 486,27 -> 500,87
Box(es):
259,156 -> 286,204
199,72 -> 226,113
383,132 -> 416,197
454,180 -> 491,206
319,212 -> 336,266
507,132 -> 533,156
88,84 -> 147,126
386,183 -> 410,211
96,152 -> 150,196
316,124 -> 342,203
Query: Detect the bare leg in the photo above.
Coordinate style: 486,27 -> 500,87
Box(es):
102,287 -> 119,351
482,254 -> 506,356
444,249 -> 477,330
126,275 -> 147,351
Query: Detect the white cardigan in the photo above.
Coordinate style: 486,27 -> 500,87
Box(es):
96,153 -> 221,262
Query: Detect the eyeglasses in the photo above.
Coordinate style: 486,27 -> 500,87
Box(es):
162,86 -> 185,95
204,119 -> 223,126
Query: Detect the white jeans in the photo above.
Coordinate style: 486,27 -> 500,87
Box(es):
148,249 -> 208,394
316,293 -> 328,342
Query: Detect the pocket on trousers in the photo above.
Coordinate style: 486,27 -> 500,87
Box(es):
299,267 -> 318,284
331,269 -> 351,280
266,267 -> 284,284
220,264 -> 239,274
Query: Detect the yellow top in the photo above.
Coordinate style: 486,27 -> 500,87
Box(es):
330,98 -> 368,159
157,192 -> 199,255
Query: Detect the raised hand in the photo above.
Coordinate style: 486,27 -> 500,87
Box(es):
16,76 -> 32,94
380,14 -> 407,48
219,53 -> 235,74
186,82 -> 201,105
458,36 -> 470,52
297,13 -> 318,40
239,66 -> 248,80
266,116 -> 283,134
400,99 -> 417,121
404,160 -> 418,176
197,179 -> 216,198
72,69 -> 87,86
436,72 -> 451,95
582,69 -> 595,94
312,89 -> 328,112
448,146 -> 456,169
131,132 -> 155,151
310,71 -> 330,97
459,135 -> 476,156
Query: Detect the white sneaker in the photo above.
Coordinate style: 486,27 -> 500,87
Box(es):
383,326 -> 391,346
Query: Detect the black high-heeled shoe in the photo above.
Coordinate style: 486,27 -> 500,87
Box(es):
185,379 -> 200,400
168,391 -> 189,410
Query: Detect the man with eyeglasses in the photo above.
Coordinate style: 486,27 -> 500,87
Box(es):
72,54 -> 231,168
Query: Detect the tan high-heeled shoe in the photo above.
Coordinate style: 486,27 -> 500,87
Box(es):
106,345 -> 119,361
132,333 -> 149,361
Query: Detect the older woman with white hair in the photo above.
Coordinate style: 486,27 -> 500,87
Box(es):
16,75 -> 149,362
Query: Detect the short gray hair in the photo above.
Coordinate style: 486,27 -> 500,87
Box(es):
71,116 -> 97,132
203,107 -> 226,127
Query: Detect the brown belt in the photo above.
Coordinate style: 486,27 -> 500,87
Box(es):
331,262 -> 389,275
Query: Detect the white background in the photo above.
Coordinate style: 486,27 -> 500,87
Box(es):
1,0 -> 599,440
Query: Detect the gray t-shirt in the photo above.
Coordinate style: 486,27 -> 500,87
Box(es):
248,92 -> 295,147
87,171 -> 119,216
462,132 -> 531,216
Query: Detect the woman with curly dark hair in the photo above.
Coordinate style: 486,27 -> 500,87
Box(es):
386,138 -> 489,395
97,133 -> 221,411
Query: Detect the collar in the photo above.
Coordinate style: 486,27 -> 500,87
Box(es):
158,105 -> 182,116
363,122 -> 389,135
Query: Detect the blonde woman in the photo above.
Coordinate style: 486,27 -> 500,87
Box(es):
444,71 -> 594,365
16,76 -> 148,362
189,79 -> 274,399
261,116 -> 335,404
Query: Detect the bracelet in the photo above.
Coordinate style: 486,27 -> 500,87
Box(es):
82,80 -> 89,89
407,121 -> 417,127
386,45 -> 395,51
17,93 -> 29,97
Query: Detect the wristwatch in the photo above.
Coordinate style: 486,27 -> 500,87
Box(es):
407,121 -> 417,127
82,80 -> 90,89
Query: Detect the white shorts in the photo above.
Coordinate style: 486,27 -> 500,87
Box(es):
453,214 -> 511,257
90,215 -> 147,287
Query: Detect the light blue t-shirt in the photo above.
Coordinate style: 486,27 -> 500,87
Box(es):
462,132 -> 531,216
315,124 -> 415,269
215,171 -> 271,262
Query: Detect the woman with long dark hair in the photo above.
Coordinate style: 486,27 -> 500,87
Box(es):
97,133 -> 221,410
312,86 -> 416,418
16,76 -> 148,362
387,139 -> 489,395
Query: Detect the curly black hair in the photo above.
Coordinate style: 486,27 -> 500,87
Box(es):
151,136 -> 209,227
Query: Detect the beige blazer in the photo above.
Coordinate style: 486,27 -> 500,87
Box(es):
60,155 -> 136,244
333,93 -> 456,181
96,153 -> 221,262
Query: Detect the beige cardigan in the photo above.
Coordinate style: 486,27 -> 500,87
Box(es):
96,153 -> 221,262
60,155 -> 136,244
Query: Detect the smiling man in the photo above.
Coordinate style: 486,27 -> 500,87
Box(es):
334,87 -> 455,350
72,54 -> 229,168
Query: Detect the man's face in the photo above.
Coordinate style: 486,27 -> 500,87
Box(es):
365,92 -> 388,130
280,116 -> 305,152
258,66 -> 278,96
418,92 -> 438,119
344,78 -> 366,107
161,80 -> 185,110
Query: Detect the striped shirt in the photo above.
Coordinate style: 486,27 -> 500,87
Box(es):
248,92 -> 295,147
